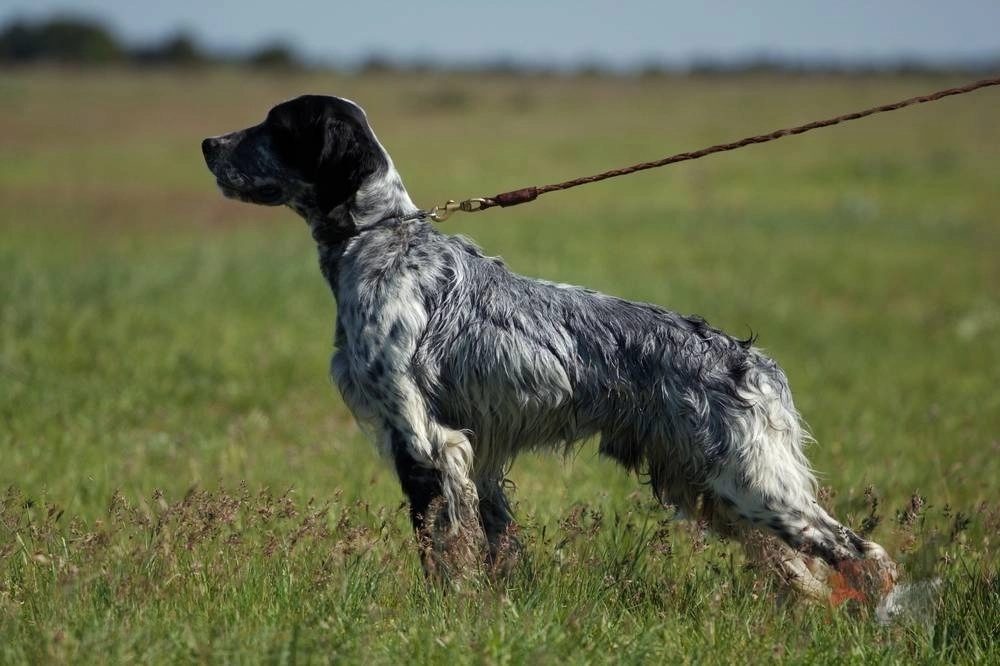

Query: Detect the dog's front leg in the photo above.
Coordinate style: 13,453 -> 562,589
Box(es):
391,435 -> 442,539
477,481 -> 522,578
388,427 -> 486,584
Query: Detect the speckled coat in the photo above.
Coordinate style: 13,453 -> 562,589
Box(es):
202,94 -> 896,596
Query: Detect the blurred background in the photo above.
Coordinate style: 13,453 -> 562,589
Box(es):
3,0 -> 1000,72
3,0 -> 999,520
2,0 -> 999,515
0,0 -> 1000,510
1,1 -> 999,660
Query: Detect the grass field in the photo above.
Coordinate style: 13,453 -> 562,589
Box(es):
2,68 -> 999,663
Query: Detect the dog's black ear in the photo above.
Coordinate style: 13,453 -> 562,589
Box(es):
313,113 -> 385,213
268,96 -> 385,213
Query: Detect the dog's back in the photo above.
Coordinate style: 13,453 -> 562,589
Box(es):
204,94 -> 897,601
329,218 -> 801,516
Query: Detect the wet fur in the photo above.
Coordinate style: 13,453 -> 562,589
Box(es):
202,95 -> 897,595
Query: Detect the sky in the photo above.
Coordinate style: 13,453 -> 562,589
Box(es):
1,0 -> 999,68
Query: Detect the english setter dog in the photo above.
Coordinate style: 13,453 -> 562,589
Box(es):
202,95 -> 897,600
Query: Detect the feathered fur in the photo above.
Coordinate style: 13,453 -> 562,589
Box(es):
202,94 -> 897,597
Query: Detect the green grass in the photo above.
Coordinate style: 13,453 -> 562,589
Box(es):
2,68 -> 999,664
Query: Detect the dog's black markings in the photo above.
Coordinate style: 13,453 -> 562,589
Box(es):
203,95 -> 897,596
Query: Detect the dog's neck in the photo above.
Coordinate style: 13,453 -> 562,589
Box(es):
308,160 -> 420,246
311,161 -> 426,295
351,159 -> 420,228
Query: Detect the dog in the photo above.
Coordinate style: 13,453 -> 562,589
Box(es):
202,94 -> 897,599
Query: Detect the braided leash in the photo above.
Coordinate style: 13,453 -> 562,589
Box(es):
424,75 -> 1000,222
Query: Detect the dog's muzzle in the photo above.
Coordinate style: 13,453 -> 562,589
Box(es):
201,137 -> 285,206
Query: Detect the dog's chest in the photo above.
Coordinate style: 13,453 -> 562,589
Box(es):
328,240 -> 433,425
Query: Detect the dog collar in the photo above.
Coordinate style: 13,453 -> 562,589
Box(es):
311,214 -> 411,246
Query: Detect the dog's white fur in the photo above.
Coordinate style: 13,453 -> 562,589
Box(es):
202,94 -> 898,598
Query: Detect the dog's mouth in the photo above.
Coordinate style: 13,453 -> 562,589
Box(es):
248,184 -> 285,205
217,181 -> 286,206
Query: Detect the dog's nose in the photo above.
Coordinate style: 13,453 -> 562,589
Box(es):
201,137 -> 217,159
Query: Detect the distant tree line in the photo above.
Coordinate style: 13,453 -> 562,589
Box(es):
0,15 -> 302,69
2,14 -> 997,76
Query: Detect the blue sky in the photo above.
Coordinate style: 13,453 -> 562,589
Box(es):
2,0 -> 998,67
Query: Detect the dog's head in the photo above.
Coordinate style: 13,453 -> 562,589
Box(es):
202,95 -> 388,224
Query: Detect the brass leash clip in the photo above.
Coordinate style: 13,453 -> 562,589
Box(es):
429,198 -> 490,222
429,199 -> 461,222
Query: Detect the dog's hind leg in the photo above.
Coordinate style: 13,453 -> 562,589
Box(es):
709,418 -> 897,596
708,463 -> 898,599
708,376 -> 897,599
727,493 -> 897,601
760,500 -> 897,602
